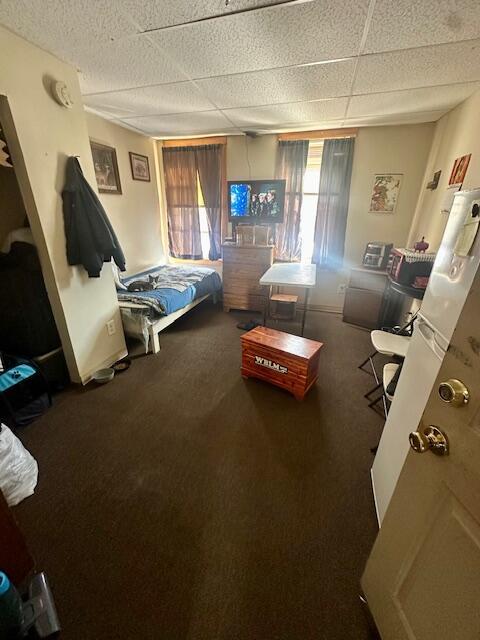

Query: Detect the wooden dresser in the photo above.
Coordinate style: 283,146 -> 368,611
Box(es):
222,243 -> 274,312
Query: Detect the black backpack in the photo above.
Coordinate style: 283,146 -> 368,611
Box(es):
0,353 -> 51,427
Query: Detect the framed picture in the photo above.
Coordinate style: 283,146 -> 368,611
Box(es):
129,152 -> 150,182
90,141 -> 122,194
369,174 -> 402,214
449,154 -> 471,186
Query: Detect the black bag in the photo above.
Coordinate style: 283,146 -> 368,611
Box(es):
0,353 -> 51,427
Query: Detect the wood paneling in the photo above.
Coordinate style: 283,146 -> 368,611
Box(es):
222,243 -> 273,312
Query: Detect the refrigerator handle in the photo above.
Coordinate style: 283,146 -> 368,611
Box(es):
417,317 -> 446,359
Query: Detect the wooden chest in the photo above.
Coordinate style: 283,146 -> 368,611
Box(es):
222,243 -> 273,312
241,326 -> 323,400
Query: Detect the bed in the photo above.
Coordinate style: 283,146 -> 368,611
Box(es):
116,264 -> 222,353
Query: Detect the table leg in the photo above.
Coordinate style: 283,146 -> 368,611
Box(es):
301,288 -> 309,336
263,286 -> 271,327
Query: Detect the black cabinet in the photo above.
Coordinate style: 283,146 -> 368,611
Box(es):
343,267 -> 387,330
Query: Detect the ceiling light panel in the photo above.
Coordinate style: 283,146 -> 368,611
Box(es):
148,1 -> 369,80
348,83 -> 480,118
223,97 -> 348,126
196,59 -> 356,108
120,110 -> 234,136
364,0 -> 480,54
354,39 -> 480,95
343,111 -> 446,128
83,82 -> 213,118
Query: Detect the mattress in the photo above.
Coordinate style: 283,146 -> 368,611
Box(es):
117,264 -> 222,316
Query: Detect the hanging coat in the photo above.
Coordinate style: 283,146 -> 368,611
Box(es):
62,156 -> 126,277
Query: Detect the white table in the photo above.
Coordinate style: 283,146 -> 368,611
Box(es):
259,263 -> 316,336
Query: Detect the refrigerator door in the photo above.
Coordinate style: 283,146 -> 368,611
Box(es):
419,188 -> 480,345
371,317 -> 445,525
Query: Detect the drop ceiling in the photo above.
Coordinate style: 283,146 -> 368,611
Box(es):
1,0 -> 480,138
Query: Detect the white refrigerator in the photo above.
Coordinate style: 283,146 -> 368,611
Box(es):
372,187 -> 480,525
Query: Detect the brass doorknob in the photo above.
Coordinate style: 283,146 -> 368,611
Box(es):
409,426 -> 449,456
438,379 -> 469,406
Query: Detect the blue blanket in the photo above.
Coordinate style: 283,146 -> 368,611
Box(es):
117,264 -> 222,315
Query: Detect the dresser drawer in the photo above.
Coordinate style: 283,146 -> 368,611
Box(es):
223,279 -> 267,296
223,263 -> 271,283
222,246 -> 273,265
223,293 -> 267,312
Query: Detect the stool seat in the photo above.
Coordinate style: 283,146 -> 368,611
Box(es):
370,330 -> 410,358
270,294 -> 298,303
383,363 -> 400,402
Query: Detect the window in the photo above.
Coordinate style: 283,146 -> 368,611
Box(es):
299,141 -> 323,264
197,175 -> 211,260
163,141 -> 225,261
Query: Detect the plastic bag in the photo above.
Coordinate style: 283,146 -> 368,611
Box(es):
0,424 -> 38,506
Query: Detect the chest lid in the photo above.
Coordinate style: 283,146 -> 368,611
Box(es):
241,326 -> 323,361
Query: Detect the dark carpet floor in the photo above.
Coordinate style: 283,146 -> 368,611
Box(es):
14,302 -> 383,640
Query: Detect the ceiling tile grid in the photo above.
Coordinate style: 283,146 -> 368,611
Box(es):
1,0 -> 480,136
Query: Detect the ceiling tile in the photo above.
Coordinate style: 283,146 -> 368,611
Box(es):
77,36 -> 189,94
83,82 -> 214,118
223,98 -> 348,127
123,0 -> 282,31
120,110 -> 234,136
364,0 -> 480,54
354,39 -> 480,94
196,59 -> 356,109
343,111 -> 446,128
0,0 -> 137,57
348,83 -> 480,119
149,1 -> 369,79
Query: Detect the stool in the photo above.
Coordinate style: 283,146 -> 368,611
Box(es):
269,293 -> 298,321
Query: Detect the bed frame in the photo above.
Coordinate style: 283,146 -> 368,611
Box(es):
119,293 -> 214,354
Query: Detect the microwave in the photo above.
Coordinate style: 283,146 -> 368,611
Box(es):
362,242 -> 393,270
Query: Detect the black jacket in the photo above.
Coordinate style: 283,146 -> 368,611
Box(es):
62,156 -> 126,277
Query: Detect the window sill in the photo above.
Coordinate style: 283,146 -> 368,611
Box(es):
169,257 -> 222,267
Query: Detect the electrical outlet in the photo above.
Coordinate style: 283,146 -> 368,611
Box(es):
106,319 -> 116,336
337,284 -> 347,295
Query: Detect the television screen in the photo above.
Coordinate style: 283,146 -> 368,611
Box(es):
228,180 -> 286,223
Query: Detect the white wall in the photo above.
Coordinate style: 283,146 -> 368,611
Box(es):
0,26 -> 126,383
87,113 -> 164,276
408,89 -> 480,252
226,135 -> 277,180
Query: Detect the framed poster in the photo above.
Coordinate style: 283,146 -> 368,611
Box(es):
448,154 -> 471,187
90,141 -> 122,194
129,152 -> 150,182
369,174 -> 402,214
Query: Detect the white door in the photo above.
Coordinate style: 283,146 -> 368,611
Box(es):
361,269 -> 480,639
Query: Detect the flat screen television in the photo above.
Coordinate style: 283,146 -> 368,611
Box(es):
228,180 -> 286,223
